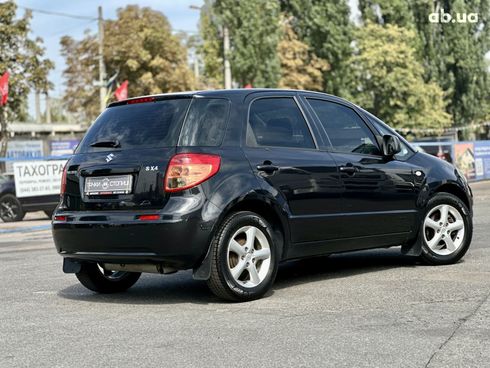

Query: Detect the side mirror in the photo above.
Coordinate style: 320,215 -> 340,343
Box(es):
382,134 -> 401,157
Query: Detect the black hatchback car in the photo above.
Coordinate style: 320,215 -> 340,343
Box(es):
53,89 -> 473,301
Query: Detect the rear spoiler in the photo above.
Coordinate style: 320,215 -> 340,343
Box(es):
107,94 -> 194,108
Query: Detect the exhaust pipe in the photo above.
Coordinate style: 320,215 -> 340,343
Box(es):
102,263 -> 177,274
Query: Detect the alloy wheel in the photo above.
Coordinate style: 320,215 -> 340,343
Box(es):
0,198 -> 19,221
227,225 -> 271,288
423,204 -> 465,256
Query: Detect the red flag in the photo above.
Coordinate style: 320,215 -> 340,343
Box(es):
114,80 -> 128,101
0,72 -> 9,106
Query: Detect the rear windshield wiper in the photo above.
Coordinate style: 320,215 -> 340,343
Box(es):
90,139 -> 121,148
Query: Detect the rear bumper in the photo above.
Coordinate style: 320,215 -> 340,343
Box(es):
52,198 -> 220,270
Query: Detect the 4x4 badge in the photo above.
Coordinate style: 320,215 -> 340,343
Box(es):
105,153 -> 115,163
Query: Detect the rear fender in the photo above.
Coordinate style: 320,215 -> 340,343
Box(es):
192,190 -> 291,280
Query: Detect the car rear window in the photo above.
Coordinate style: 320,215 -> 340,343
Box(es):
179,98 -> 230,147
77,98 -> 191,153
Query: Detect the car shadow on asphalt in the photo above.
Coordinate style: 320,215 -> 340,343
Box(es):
274,248 -> 419,290
58,272 -> 216,305
57,248 -> 420,305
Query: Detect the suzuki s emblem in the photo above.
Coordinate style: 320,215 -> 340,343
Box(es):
105,153 -> 115,163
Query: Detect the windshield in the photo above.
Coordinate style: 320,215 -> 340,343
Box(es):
77,98 -> 191,153
0,174 -> 11,183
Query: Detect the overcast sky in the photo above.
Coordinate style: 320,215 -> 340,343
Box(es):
14,0 -> 203,117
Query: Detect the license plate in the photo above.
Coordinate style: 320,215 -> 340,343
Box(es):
84,175 -> 133,195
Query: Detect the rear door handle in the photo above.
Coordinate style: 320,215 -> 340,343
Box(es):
257,164 -> 279,173
339,166 -> 357,174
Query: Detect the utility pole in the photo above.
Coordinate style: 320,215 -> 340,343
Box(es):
193,53 -> 200,81
189,4 -> 231,88
35,91 -> 41,122
0,107 -> 7,164
223,26 -> 232,89
45,93 -> 51,123
98,6 -> 106,113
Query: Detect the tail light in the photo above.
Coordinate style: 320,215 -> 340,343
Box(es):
60,163 -> 67,195
127,96 -> 155,105
137,214 -> 160,221
165,153 -> 220,192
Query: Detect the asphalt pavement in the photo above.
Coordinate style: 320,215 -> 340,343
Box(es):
1,182 -> 490,367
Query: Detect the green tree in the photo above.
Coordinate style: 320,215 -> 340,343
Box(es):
349,23 -> 451,135
214,0 -> 282,87
278,20 -> 329,90
104,6 -> 195,96
61,5 -> 195,122
360,0 -> 490,128
28,37 -> 54,96
281,0 -> 353,96
0,1 -> 54,155
60,32 -> 99,123
198,0 -> 223,88
358,0 -> 414,27
426,0 -> 489,128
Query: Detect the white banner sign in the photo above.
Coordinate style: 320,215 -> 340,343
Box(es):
5,140 -> 44,173
7,140 -> 44,158
13,160 -> 67,198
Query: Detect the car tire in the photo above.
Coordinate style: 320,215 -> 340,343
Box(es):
75,262 -> 141,293
420,193 -> 472,265
206,211 -> 279,302
0,194 -> 25,222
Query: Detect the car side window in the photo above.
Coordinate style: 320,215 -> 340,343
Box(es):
307,99 -> 381,155
247,98 -> 315,149
179,98 -> 230,147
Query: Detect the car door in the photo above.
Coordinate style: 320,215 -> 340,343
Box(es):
242,94 -> 344,247
304,97 -> 419,248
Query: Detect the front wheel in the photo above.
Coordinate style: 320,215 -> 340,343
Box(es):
75,262 -> 141,293
207,211 -> 279,302
420,193 -> 472,265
